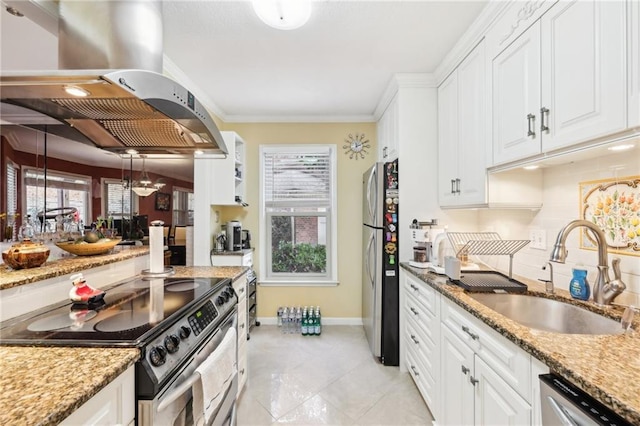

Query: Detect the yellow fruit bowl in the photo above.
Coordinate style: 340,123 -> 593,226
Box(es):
55,238 -> 121,256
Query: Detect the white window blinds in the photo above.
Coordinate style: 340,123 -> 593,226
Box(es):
6,161 -> 18,215
105,181 -> 132,217
264,148 -> 332,208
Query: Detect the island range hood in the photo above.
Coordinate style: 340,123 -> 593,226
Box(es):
0,0 -> 227,155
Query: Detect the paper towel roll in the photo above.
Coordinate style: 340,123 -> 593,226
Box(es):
149,225 -> 165,273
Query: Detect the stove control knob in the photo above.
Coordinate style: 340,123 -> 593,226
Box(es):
227,286 -> 235,297
179,326 -> 191,340
149,345 -> 167,366
216,296 -> 225,306
222,290 -> 230,302
164,334 -> 180,354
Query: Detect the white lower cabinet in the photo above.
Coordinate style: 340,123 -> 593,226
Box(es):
401,269 -> 549,426
61,366 -> 135,425
232,271 -> 249,396
210,251 -> 253,267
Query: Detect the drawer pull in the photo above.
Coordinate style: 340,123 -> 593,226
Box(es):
240,323 -> 245,329
410,307 -> 419,316
461,325 -> 478,340
240,368 -> 245,375
240,287 -> 245,293
461,365 -> 470,375
470,376 -> 479,386
410,284 -> 418,291
410,365 -> 419,376
410,334 -> 419,344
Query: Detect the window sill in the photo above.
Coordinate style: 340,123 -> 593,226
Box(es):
259,280 -> 339,287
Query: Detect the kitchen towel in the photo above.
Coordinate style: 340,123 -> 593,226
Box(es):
193,326 -> 237,426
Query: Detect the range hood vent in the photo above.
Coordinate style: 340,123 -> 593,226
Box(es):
0,0 -> 227,155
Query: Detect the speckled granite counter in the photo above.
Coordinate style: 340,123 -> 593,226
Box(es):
0,265 -> 248,425
401,263 -> 640,424
210,248 -> 254,256
0,246 -> 149,290
0,346 -> 139,426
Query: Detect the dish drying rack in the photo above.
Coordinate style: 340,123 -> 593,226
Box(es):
446,232 -> 530,279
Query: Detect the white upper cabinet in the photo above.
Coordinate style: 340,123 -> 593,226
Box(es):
196,131 -> 246,206
490,0 -> 627,166
377,93 -> 399,161
438,40 -> 488,207
540,0 -> 627,152
630,0 -> 640,128
492,23 -> 541,165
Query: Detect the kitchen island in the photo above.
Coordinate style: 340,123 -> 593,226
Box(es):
0,256 -> 249,426
401,263 -> 640,425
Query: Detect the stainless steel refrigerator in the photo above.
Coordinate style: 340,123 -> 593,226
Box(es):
362,159 -> 399,366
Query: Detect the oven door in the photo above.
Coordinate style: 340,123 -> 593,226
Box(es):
138,309 -> 238,426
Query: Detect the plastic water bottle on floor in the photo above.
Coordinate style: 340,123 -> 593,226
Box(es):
277,306 -> 283,328
315,306 -> 322,335
301,307 -> 308,336
281,307 -> 289,334
295,306 -> 302,334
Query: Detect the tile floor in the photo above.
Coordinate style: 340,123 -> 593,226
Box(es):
237,325 -> 434,425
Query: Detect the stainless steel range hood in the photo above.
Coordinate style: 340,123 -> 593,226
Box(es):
0,0 -> 227,155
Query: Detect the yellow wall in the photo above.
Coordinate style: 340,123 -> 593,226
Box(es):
218,122 -> 377,320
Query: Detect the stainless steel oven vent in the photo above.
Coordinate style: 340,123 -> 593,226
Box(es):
52,98 -> 160,120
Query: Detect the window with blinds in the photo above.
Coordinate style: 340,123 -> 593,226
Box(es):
103,179 -> 134,218
6,160 -> 18,216
173,188 -> 193,226
260,145 -> 337,284
24,167 -> 91,226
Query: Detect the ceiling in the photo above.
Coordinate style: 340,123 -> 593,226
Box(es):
0,0 -> 489,180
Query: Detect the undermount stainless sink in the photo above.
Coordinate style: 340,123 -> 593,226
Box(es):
468,293 -> 624,335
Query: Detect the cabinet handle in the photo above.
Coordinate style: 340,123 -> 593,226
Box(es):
470,376 -> 479,386
411,365 -> 420,376
461,325 -> 479,340
240,368 -> 245,375
455,178 -> 461,194
410,307 -> 419,316
461,365 -> 470,375
383,147 -> 388,158
451,179 -> 456,194
410,334 -> 419,344
526,113 -> 536,137
240,323 -> 245,329
410,284 -> 418,291
240,287 -> 245,293
540,107 -> 550,132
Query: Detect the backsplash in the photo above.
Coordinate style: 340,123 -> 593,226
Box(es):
478,148 -> 640,307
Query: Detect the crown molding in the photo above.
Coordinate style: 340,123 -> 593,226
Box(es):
222,114 -> 376,123
433,0 -> 511,85
373,73 -> 436,120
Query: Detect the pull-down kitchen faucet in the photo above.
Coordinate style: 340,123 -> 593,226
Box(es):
550,220 -> 626,306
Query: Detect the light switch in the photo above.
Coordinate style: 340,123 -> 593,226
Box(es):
529,229 -> 546,250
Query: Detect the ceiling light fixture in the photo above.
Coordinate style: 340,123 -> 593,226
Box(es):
131,155 -> 164,197
5,6 -> 24,17
523,165 -> 540,170
252,0 -> 311,30
607,144 -> 635,152
63,85 -> 90,97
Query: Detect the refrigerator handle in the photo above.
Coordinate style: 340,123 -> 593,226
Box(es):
367,166 -> 377,224
366,232 -> 376,286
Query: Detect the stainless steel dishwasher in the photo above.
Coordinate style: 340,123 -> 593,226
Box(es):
539,373 -> 631,426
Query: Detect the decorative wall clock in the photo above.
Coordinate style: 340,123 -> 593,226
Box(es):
343,133 -> 370,160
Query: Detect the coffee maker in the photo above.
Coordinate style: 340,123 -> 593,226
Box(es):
226,221 -> 242,251
408,218 -> 440,269
241,230 -> 251,249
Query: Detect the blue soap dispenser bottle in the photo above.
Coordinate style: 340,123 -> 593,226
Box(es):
569,267 -> 590,301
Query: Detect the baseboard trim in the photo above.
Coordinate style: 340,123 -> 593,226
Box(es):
257,317 -> 363,326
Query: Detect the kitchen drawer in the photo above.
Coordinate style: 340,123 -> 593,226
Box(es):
237,352 -> 248,396
405,315 -> 437,375
441,297 -> 532,400
404,296 -> 439,351
405,347 -> 434,410
403,273 -> 439,316
248,291 -> 256,308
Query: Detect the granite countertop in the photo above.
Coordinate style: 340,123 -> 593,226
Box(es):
0,347 -> 139,426
0,246 -> 149,290
401,263 -> 640,424
210,248 -> 254,256
0,265 -> 249,426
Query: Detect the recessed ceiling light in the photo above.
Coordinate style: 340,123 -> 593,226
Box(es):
523,165 -> 540,170
126,149 -> 139,155
253,0 -> 311,30
64,85 -> 90,97
607,144 -> 635,152
194,150 -> 204,156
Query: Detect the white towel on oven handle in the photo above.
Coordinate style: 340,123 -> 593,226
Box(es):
193,326 -> 237,426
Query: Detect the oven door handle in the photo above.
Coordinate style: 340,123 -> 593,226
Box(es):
156,372 -> 201,413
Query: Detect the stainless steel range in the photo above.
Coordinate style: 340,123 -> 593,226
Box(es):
0,276 -> 238,425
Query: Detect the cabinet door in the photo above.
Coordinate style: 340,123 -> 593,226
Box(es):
377,108 -> 388,161
474,356 -> 531,426
386,95 -> 399,160
438,70 -> 459,207
457,40 -> 487,206
492,22 -> 541,165
629,0 -> 640,128
440,325 -> 474,426
540,0 -> 626,151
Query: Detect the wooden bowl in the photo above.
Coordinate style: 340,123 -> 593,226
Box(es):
55,238 -> 121,256
2,239 -> 50,269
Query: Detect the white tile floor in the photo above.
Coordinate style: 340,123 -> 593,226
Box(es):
237,325 -> 434,425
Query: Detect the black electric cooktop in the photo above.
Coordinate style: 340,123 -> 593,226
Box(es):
0,276 -> 229,347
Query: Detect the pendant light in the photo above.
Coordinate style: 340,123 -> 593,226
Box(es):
252,0 -> 311,30
131,155 -> 164,197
